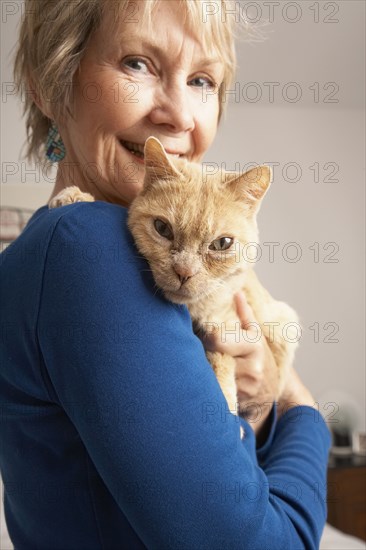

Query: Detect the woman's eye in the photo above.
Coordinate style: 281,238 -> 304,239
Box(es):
123,58 -> 149,74
154,219 -> 174,241
209,237 -> 234,251
189,76 -> 216,90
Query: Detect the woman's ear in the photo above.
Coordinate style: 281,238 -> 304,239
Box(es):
27,76 -> 53,119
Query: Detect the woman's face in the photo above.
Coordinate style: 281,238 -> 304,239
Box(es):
57,0 -> 224,206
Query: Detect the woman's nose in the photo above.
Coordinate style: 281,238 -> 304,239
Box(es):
149,85 -> 195,133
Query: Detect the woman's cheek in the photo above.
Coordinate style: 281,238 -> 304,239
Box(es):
76,69 -> 143,126
195,102 -> 219,156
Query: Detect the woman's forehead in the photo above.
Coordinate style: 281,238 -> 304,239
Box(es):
98,0 -> 224,61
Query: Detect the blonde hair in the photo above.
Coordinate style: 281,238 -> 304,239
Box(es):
14,0 -> 239,163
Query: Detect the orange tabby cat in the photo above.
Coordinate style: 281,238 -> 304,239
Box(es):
50,137 -> 299,419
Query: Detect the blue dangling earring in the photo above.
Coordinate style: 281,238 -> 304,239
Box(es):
45,122 -> 66,162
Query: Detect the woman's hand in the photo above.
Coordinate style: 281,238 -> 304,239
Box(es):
277,366 -> 317,418
202,291 -> 317,440
202,292 -> 280,437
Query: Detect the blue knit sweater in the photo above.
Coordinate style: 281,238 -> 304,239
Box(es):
0,202 -> 330,549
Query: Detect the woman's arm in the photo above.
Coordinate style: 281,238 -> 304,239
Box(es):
38,203 -> 330,549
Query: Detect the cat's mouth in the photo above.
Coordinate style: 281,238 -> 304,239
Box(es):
119,140 -> 184,161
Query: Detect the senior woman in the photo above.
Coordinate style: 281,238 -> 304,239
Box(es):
0,0 -> 330,548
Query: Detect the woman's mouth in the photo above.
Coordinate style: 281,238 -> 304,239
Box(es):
120,140 -> 145,160
119,139 -> 183,162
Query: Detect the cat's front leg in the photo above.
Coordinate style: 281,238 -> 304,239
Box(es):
49,186 -> 95,208
207,351 -> 244,438
206,350 -> 244,427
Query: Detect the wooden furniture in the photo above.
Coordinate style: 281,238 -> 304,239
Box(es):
327,454 -> 366,541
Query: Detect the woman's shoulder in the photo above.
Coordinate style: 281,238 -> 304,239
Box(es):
37,201 -> 140,272
35,200 -> 184,333
26,201 -> 133,252
1,201 -> 141,284
34,200 -> 129,235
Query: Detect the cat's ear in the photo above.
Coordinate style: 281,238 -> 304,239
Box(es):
226,166 -> 272,214
144,137 -> 181,185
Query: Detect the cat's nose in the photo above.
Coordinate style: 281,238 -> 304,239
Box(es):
174,266 -> 197,285
177,274 -> 191,285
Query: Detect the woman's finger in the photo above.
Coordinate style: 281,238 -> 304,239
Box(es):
234,291 -> 257,330
202,330 -> 263,359
200,292 -> 259,353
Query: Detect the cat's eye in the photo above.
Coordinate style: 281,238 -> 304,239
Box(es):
209,237 -> 234,251
154,219 -> 174,240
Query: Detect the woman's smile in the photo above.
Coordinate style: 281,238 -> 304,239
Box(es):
119,139 -> 185,163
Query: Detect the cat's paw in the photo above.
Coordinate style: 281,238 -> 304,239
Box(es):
49,186 -> 95,208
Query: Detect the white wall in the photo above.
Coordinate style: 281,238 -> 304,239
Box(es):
1,1 -> 365,430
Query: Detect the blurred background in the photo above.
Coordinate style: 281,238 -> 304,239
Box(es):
1,1 -> 365,439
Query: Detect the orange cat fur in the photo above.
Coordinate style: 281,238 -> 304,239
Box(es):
50,137 -> 299,418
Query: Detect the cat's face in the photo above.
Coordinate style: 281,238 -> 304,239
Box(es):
128,138 -> 271,304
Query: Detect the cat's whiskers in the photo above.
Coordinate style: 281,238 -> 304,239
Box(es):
152,284 -> 163,299
210,278 -> 227,292
197,278 -> 230,303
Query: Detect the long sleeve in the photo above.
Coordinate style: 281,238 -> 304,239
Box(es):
1,202 -> 331,549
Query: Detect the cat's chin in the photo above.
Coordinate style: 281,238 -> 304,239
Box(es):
163,290 -> 201,305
